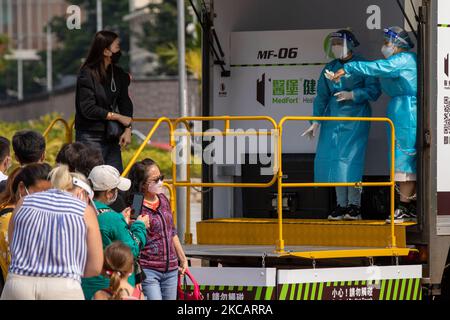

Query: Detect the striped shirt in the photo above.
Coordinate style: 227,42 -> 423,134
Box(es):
9,189 -> 88,283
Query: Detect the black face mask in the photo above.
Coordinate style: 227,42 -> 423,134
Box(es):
110,50 -> 122,64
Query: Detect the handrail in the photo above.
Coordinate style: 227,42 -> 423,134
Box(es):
42,117 -> 72,144
44,115 -> 398,253
173,116 -> 279,244
163,182 -> 176,226
276,116 -> 396,254
173,115 -> 278,129
122,117 -> 175,177
121,117 -> 193,243
172,116 -> 279,188
122,117 -> 176,229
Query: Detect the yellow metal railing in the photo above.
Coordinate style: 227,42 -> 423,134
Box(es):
172,116 -> 279,188
43,117 -> 72,144
122,117 -> 190,234
276,116 -> 396,254
118,115 -> 397,251
122,117 -> 175,177
120,116 -> 279,244
44,114 -> 401,257
171,116 -> 279,244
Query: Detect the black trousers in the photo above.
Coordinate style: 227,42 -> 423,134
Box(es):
75,130 -> 124,173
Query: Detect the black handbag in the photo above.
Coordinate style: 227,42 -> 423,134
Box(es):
134,258 -> 147,284
105,96 -> 124,142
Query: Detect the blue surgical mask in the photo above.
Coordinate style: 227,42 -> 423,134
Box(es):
381,45 -> 395,58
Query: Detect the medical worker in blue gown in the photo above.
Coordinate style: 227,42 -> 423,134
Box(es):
302,30 -> 381,221
332,26 -> 417,223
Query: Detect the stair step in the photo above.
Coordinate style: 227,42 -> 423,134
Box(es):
197,218 -> 415,248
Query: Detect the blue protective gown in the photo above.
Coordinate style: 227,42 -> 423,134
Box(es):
343,52 -> 417,174
313,55 -> 381,183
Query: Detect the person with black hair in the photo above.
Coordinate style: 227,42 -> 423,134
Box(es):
55,142 -> 127,212
12,130 -> 46,165
0,137 -> 11,184
56,142 -> 105,178
75,30 -> 134,173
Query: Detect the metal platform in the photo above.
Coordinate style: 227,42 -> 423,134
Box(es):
197,218 -> 416,248
184,244 -> 416,260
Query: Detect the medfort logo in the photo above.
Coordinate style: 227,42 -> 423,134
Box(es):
256,74 -> 317,106
272,96 -> 299,104
257,73 -> 266,106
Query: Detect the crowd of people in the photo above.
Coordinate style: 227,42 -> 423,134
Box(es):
0,29 -> 192,301
0,130 -> 188,300
0,24 -> 419,300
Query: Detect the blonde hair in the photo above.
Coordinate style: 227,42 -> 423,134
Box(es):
49,164 -> 89,192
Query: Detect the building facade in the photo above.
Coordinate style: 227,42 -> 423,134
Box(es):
0,0 -> 66,51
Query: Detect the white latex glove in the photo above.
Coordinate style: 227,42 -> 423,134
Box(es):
301,123 -> 319,140
334,91 -> 354,102
324,69 -> 335,81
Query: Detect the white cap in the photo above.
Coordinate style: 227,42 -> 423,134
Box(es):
88,165 -> 131,191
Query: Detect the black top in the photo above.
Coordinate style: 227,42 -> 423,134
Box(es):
0,207 -> 13,217
0,180 -> 6,194
75,64 -> 133,132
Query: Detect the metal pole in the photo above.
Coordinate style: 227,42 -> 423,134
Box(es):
17,0 -> 23,100
46,0 -> 52,92
0,0 -> 4,34
17,59 -> 23,100
26,0 -> 32,49
46,23 -> 52,92
7,0 -> 12,49
96,0 -> 103,31
201,8 -> 213,221
177,0 -> 188,243
37,0 -> 43,50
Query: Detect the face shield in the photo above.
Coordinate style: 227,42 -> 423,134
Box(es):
383,28 -> 411,49
326,32 -> 353,60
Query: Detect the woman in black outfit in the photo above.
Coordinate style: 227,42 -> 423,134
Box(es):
75,31 -> 133,173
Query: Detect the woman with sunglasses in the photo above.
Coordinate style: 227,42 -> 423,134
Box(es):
126,158 -> 188,300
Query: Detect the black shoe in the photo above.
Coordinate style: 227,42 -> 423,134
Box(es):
344,205 -> 362,220
386,202 -> 416,223
328,205 -> 346,221
406,201 -> 417,222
